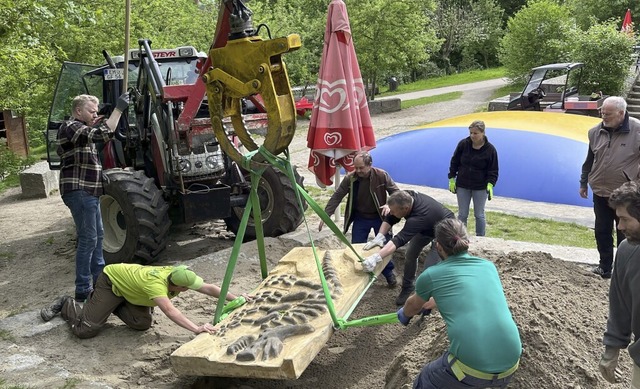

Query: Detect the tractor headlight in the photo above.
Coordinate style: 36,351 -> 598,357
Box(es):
178,158 -> 191,173
205,155 -> 220,170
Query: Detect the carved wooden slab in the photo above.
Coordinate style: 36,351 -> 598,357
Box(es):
171,244 -> 389,379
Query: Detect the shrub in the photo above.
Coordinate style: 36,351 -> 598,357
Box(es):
499,0 -> 574,82
570,22 -> 635,95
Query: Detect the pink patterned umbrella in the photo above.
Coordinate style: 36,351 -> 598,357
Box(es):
622,9 -> 633,33
307,0 -> 375,187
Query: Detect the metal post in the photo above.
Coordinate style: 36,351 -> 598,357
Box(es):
123,0 -> 131,89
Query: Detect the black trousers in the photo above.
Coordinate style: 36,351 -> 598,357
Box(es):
593,194 -> 625,272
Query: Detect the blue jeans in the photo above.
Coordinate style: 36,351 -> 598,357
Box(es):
62,190 -> 105,298
351,214 -> 394,278
456,188 -> 488,236
414,352 -> 513,389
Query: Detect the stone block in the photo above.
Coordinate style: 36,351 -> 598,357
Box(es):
19,161 -> 59,199
367,98 -> 401,115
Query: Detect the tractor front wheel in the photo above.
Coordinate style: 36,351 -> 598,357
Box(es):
100,169 -> 171,264
224,166 -> 306,240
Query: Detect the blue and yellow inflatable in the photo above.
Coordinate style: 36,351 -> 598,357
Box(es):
371,111 -> 601,207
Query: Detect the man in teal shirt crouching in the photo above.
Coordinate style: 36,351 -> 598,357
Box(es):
397,218 -> 521,388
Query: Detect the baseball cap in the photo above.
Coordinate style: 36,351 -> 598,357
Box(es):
170,266 -> 204,290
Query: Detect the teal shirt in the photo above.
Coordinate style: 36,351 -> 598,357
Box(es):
415,252 -> 521,373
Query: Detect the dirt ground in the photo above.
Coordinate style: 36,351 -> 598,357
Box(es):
0,91 -> 632,388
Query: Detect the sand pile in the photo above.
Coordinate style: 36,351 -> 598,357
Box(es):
386,250 -> 632,389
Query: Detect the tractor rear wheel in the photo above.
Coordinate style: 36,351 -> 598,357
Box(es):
100,169 -> 171,264
224,166 -> 306,240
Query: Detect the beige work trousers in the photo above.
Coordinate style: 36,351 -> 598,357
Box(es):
632,363 -> 640,389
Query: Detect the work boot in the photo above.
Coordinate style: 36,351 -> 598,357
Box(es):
592,266 -> 612,279
385,272 -> 398,288
40,295 -> 72,322
395,286 -> 415,306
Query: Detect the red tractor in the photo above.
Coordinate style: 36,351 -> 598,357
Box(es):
46,0 -> 306,264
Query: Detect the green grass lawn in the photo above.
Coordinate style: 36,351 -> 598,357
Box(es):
304,186 -> 596,249
401,92 -> 462,110
378,67 -> 507,97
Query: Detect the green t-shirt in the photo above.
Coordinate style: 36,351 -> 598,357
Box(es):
104,264 -> 181,307
415,252 -> 522,373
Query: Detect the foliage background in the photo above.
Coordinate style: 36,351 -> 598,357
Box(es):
0,0 -> 637,149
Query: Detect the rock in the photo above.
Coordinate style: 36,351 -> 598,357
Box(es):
19,161 -> 59,199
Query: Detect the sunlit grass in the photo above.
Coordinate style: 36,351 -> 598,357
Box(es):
304,190 -> 596,248
379,67 -> 507,97
401,92 -> 462,109
460,208 -> 595,248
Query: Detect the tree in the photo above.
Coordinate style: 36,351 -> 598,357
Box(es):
499,0 -> 574,81
431,1 -> 471,74
570,21 -> 634,95
349,0 -> 440,99
566,0 -> 640,31
246,0 -> 327,87
460,0 -> 505,69
0,0 -> 217,147
496,0 -> 527,22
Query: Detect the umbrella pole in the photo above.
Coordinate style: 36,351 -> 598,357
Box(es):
333,169 -> 341,223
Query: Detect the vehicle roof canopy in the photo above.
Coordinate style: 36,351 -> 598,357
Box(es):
531,63 -> 584,72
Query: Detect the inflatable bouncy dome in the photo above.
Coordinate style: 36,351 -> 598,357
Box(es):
371,111 -> 601,207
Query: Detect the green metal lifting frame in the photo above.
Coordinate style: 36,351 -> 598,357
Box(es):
213,145 -> 400,329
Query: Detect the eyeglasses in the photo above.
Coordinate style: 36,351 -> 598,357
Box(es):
600,110 -> 620,117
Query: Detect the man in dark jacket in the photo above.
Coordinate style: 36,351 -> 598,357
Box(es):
320,151 -> 399,286
598,180 -> 640,386
362,190 -> 455,305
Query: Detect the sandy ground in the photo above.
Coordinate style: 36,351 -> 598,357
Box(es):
0,86 -> 631,388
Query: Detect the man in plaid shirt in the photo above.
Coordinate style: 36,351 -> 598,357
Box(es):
57,93 -> 129,302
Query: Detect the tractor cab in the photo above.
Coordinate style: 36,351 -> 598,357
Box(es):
505,63 -> 603,116
45,46 -> 207,171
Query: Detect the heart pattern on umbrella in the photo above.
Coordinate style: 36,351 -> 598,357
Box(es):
341,154 -> 354,168
317,79 -> 349,113
324,132 -> 343,146
353,78 -> 367,108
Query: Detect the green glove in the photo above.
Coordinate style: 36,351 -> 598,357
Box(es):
448,178 -> 456,194
487,183 -> 494,200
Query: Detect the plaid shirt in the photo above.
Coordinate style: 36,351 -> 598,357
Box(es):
57,119 -> 113,196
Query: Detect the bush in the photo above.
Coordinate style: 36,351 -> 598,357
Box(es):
499,0 -> 574,82
570,22 -> 635,95
0,148 -> 25,181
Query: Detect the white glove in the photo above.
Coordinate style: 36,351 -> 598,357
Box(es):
362,253 -> 382,272
363,233 -> 386,251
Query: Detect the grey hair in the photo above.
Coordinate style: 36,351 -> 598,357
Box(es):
387,190 -> 412,209
609,180 -> 640,222
354,150 -> 372,166
71,95 -> 99,114
603,96 -> 627,112
435,218 -> 470,256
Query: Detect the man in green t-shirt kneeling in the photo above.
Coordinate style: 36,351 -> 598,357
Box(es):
41,264 -> 248,339
397,218 -> 522,388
